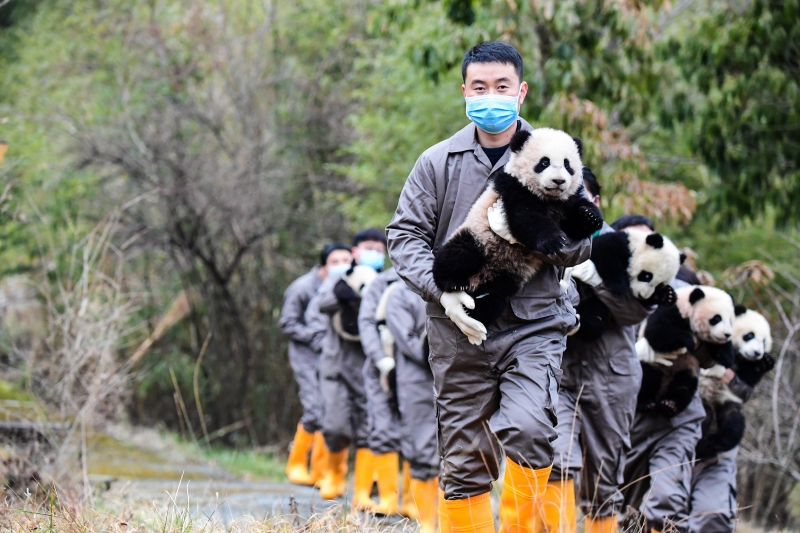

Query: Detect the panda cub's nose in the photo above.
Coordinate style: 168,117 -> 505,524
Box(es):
724,332 -> 731,339
552,179 -> 566,185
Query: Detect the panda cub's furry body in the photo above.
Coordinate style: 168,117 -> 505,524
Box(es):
696,306 -> 775,460
574,228 -> 682,341
331,265 -> 378,341
432,128 -> 603,325
636,285 -> 736,417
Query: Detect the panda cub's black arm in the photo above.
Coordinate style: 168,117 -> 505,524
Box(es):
573,291 -> 611,341
559,186 -> 603,241
494,172 -> 568,255
735,354 -> 776,387
656,368 -> 698,418
643,305 -> 696,353
696,403 -> 746,460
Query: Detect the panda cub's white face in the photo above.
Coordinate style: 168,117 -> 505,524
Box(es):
676,285 -> 735,344
344,265 -> 378,295
505,128 -> 584,200
734,309 -> 772,361
624,229 -> 681,300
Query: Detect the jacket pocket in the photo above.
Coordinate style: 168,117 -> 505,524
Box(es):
510,296 -> 566,321
426,317 -> 458,360
608,355 -> 633,376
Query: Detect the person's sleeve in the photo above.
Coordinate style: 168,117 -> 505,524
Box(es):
386,156 -> 443,304
590,284 -> 651,326
278,280 -> 316,344
316,276 -> 342,315
529,237 -> 592,268
303,293 -> 329,354
358,280 -> 386,365
728,374 -> 755,403
386,294 -> 426,366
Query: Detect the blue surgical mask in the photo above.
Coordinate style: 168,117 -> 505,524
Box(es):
465,93 -> 520,134
328,264 -> 350,277
359,249 -> 385,271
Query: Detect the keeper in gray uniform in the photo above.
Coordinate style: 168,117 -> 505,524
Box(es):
386,42 -> 590,533
617,216 -> 704,533
280,243 -> 352,486
540,173 -> 651,533
306,229 -> 388,507
687,368 -> 756,532
385,282 -> 439,533
358,265 -> 403,515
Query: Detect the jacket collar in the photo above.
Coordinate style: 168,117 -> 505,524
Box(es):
448,118 -> 534,154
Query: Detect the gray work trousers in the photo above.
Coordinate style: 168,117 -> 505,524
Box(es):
688,448 -> 738,533
288,343 -> 322,433
398,377 -> 438,481
623,395 -> 704,532
428,307 -> 574,500
320,360 -> 370,452
363,361 -> 402,455
550,358 -> 640,517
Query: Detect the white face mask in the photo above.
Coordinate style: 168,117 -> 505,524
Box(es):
465,93 -> 520,134
327,264 -> 350,277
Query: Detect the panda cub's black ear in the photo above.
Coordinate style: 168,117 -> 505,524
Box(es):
679,253 -> 687,265
689,287 -> 705,305
573,137 -> 583,158
510,130 -> 532,153
645,233 -> 664,249
734,304 -> 748,316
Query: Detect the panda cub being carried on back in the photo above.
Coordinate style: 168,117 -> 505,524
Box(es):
432,128 -> 603,326
572,228 -> 684,341
635,285 -> 737,417
696,305 -> 775,460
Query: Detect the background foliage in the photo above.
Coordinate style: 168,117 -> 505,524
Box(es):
0,0 -> 798,526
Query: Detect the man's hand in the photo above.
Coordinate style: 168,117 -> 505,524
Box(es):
636,337 -> 679,367
700,364 -> 728,379
487,200 -> 518,244
378,325 -> 395,359
376,356 -> 396,392
440,291 -> 487,345
571,260 -> 603,288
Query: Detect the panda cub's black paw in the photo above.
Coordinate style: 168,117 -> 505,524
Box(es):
441,281 -> 471,293
762,354 -> 776,371
535,231 -> 569,255
579,205 -> 603,232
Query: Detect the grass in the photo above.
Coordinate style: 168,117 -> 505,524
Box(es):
197,445 -> 286,481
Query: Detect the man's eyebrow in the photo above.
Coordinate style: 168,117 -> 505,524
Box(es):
494,76 -> 512,83
470,78 -> 486,85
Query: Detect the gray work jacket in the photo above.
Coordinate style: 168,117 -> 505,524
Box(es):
358,267 -> 401,366
386,120 -> 591,320
279,267 -> 324,346
386,282 -> 431,384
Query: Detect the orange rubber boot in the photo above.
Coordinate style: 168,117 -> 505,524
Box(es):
309,432 -> 327,486
318,448 -> 348,500
585,515 -> 618,533
286,423 -> 315,485
539,479 -> 576,533
401,461 -> 419,519
438,488 -> 451,533
499,459 -> 551,533
374,452 -> 400,515
352,448 -> 378,511
411,476 -> 439,533
444,492 -> 495,533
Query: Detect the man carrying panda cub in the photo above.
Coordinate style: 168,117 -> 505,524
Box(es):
388,42 -> 598,533
530,172 -> 682,533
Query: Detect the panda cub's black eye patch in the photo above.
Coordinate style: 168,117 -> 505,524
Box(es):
637,271 -> 653,282
534,157 -> 550,173
743,332 -> 756,342
709,314 -> 722,326
564,159 -> 574,175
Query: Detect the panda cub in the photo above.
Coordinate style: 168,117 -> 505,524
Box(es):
432,128 -> 603,325
636,285 -> 736,417
331,264 -> 378,342
696,306 -> 775,460
573,228 -> 683,341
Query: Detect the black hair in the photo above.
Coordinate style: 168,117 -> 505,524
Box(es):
320,243 -> 351,266
582,167 -> 601,198
352,228 -> 387,247
462,42 -> 523,83
611,214 -> 655,232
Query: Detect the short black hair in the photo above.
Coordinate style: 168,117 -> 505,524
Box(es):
320,243 -> 350,266
611,214 -> 655,232
352,228 -> 387,247
462,42 -> 523,83
583,167 -> 601,198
